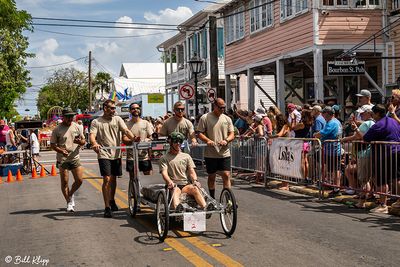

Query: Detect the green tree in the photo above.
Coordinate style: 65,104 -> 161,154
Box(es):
93,71 -> 112,97
0,0 -> 33,119
37,68 -> 89,119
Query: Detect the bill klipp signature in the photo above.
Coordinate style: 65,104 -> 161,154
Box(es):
4,255 -> 49,266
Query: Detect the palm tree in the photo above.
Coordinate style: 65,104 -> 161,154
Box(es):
93,72 -> 112,99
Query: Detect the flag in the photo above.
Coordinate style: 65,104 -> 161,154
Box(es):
109,91 -> 117,101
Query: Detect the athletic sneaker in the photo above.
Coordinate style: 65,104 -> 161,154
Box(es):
70,194 -> 75,207
391,201 -> 400,209
370,204 -> 388,214
175,203 -> 184,213
104,207 -> 112,218
110,200 -> 119,212
344,189 -> 355,195
66,202 -> 74,212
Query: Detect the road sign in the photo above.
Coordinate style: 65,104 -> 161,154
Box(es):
206,88 -> 216,102
179,84 -> 195,100
327,60 -> 365,76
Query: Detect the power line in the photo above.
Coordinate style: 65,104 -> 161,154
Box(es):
35,28 -> 176,38
92,58 -> 117,77
338,17 -> 400,58
32,23 -> 180,31
32,17 -> 187,28
26,56 -> 87,69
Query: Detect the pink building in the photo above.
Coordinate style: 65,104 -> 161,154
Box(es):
218,0 -> 393,114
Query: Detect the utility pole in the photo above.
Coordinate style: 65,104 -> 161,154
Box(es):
209,16 -> 220,98
88,51 -> 92,111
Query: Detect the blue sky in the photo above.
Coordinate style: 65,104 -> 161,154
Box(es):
15,0 -> 210,116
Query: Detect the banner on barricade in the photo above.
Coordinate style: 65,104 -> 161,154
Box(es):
269,139 -> 303,179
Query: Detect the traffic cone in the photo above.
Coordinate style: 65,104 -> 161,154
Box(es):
16,169 -> 23,182
40,165 -> 46,178
50,165 -> 57,176
31,167 -> 38,179
7,170 -> 14,183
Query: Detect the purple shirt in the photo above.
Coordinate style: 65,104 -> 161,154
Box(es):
363,116 -> 400,152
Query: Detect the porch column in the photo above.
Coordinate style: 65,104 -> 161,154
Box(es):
225,74 -> 232,108
169,49 -> 173,75
247,68 -> 255,111
165,88 -> 169,112
276,59 -> 285,110
176,45 -> 180,69
313,48 -> 324,102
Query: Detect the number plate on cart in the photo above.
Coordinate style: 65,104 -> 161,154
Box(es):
183,212 -> 206,232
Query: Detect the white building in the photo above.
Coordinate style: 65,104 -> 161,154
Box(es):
115,63 -> 166,96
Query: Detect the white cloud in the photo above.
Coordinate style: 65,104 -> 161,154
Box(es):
144,6 -> 193,24
81,7 -> 194,77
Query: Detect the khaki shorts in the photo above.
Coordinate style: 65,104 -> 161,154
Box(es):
57,159 -> 81,170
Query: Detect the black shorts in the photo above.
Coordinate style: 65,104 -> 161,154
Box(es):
98,158 -> 122,177
204,157 -> 231,174
126,159 -> 153,173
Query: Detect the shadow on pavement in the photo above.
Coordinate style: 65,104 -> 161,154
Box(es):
10,208 -> 64,215
237,185 -> 400,232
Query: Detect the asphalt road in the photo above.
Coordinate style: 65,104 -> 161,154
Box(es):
0,150 -> 399,267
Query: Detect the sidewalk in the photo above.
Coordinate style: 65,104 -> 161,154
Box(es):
268,180 -> 400,216
231,175 -> 400,217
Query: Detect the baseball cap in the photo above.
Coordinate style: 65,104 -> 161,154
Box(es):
287,103 -> 296,110
312,105 -> 322,112
322,106 -> 334,114
357,105 -> 373,114
332,105 -> 340,112
0,120 -> 5,126
255,107 -> 266,116
356,89 -> 371,98
254,114 -> 263,122
169,131 -> 185,143
62,107 -> 76,116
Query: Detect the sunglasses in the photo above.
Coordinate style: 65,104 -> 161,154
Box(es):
175,108 -> 185,112
130,107 -> 140,110
171,139 -> 183,144
107,106 -> 116,110
65,115 -> 74,119
217,105 -> 226,110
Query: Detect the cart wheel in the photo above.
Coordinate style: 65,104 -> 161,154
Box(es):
219,188 -> 237,237
156,190 -> 169,241
128,179 -> 138,217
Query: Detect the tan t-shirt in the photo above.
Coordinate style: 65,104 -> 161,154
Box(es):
125,119 -> 153,161
90,116 -> 127,159
50,122 -> 84,163
196,112 -> 234,158
159,152 -> 196,185
160,117 -> 194,139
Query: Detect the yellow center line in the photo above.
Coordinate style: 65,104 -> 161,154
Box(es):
174,230 -> 243,267
83,168 -> 243,267
83,169 -> 212,267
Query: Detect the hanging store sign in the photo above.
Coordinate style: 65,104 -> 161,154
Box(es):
327,61 -> 365,76
148,93 -> 164,103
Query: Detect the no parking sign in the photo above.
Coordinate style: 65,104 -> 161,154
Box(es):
206,88 -> 216,103
179,84 -> 194,100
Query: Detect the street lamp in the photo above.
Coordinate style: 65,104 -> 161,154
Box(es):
188,56 -> 204,118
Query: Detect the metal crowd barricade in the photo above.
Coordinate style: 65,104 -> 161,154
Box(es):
324,140 -> 400,199
189,141 -> 206,163
265,137 -> 322,190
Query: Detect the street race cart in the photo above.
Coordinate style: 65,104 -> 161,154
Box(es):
127,142 -> 237,241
